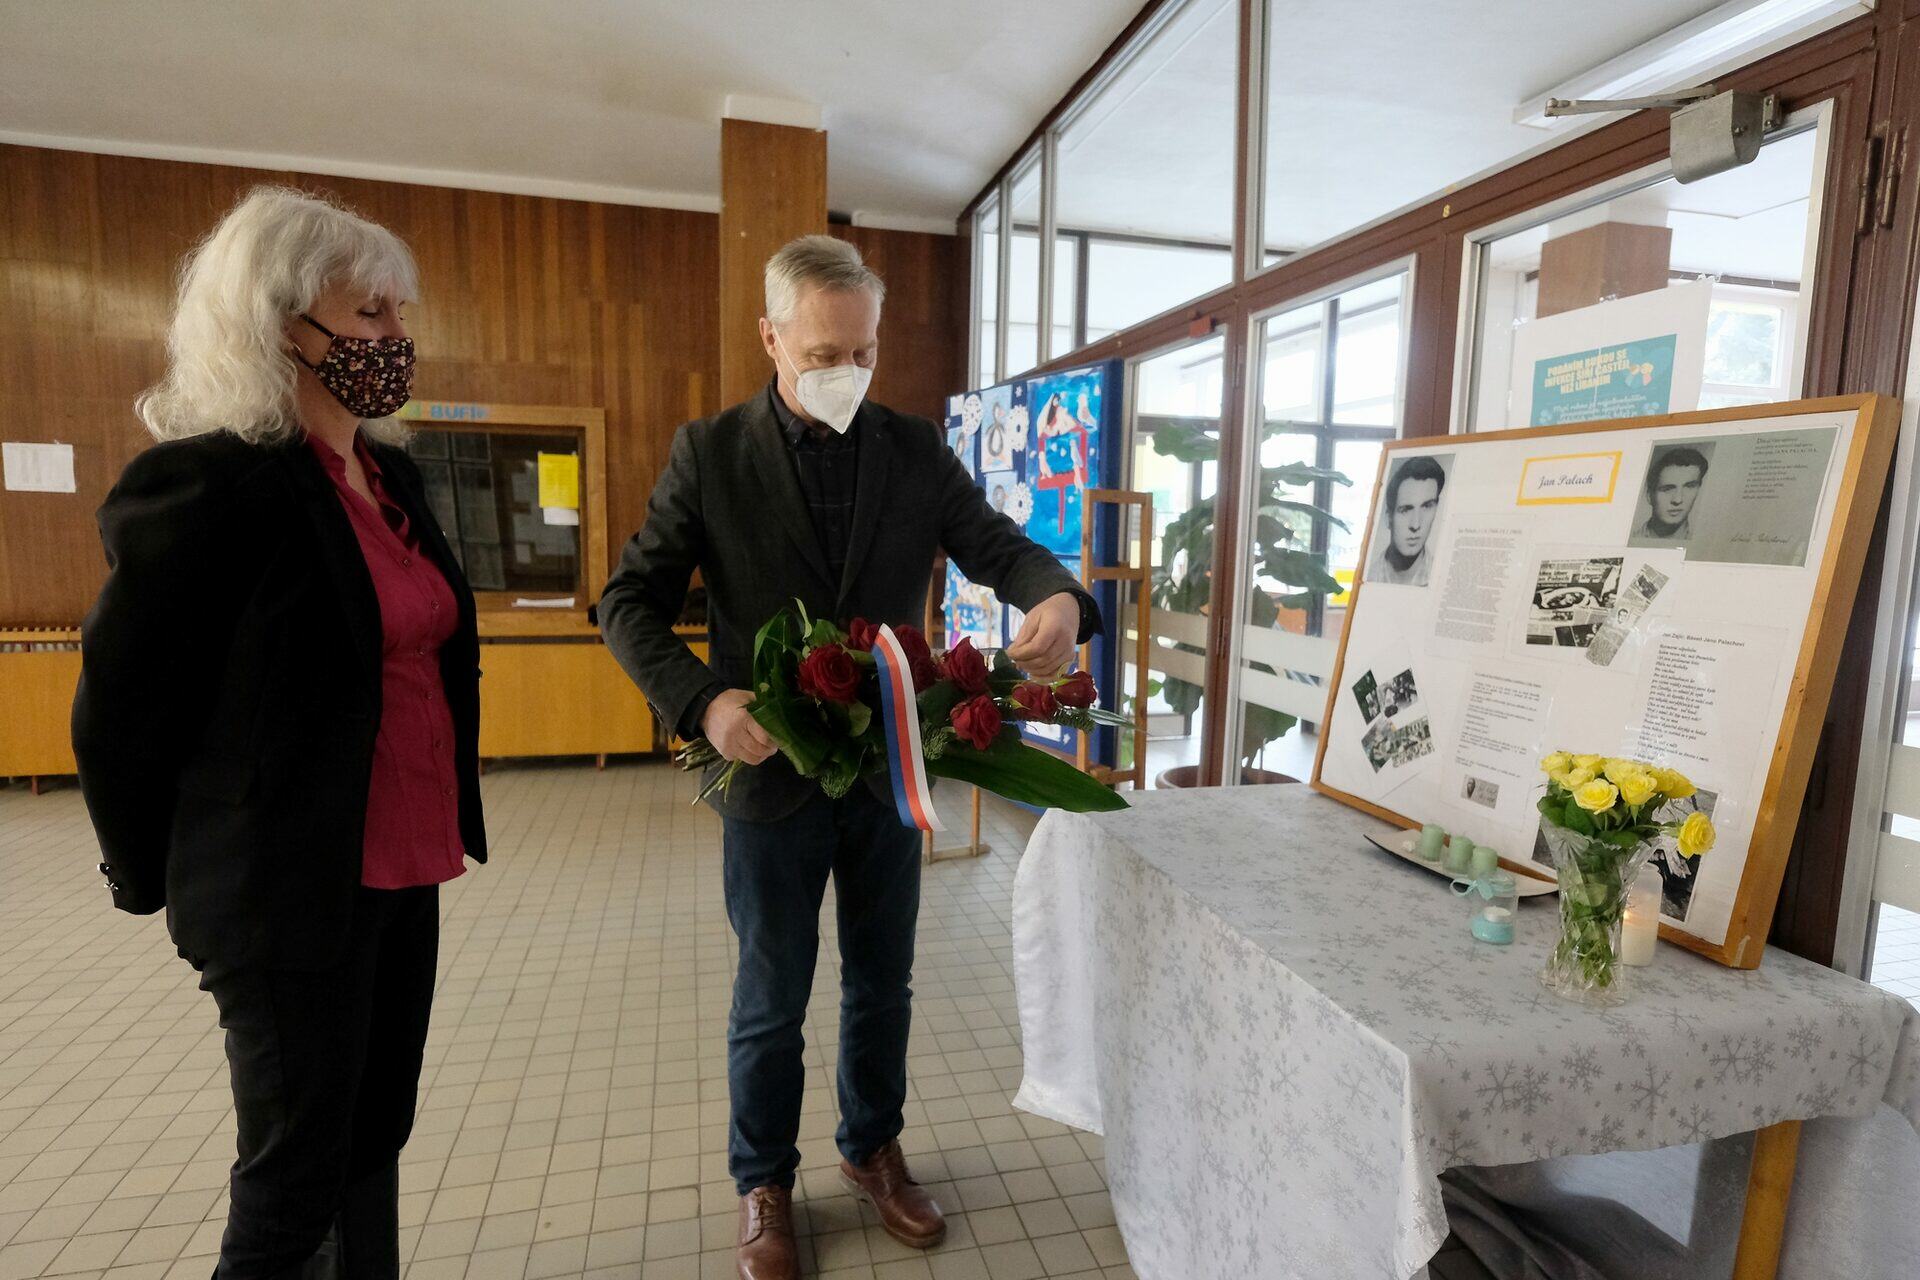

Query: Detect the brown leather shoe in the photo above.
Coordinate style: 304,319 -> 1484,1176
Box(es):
839,1140 -> 945,1249
737,1184 -> 798,1280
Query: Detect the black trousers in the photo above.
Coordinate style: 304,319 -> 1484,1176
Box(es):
195,884 -> 439,1280
719,787 -> 922,1193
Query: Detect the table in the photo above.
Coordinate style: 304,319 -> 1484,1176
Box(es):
1011,785 -> 1920,1280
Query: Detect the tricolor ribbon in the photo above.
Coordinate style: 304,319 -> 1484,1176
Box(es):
872,625 -> 943,832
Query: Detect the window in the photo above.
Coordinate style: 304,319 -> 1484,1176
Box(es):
1005,155 -> 1044,378
1053,0 -> 1236,340
1128,335 -> 1226,787
1254,3 -> 1849,275
1462,115 -> 1827,431
1228,269 -> 1410,781
1700,287 -> 1793,407
972,195 -> 1000,387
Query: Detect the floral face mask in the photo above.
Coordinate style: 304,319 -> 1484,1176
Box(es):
294,314 -> 416,420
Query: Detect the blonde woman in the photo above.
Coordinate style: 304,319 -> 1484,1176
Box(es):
72,186 -> 484,1280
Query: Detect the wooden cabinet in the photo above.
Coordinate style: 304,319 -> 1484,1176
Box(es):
1,618 -> 706,779
0,633 -> 81,780
474,612 -> 706,761
477,640 -> 654,758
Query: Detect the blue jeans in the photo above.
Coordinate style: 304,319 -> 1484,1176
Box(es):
721,787 -> 922,1194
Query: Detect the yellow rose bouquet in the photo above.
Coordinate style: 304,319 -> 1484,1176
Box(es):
1535,752 -> 1715,1004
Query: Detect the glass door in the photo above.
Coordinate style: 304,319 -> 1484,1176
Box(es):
1126,334 -> 1227,788
1838,310 -> 1920,1005
1224,266 -> 1411,782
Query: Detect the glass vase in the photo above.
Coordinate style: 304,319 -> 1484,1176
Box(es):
1539,819 -> 1653,1006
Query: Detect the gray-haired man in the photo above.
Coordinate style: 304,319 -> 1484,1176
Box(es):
599,235 -> 1098,1280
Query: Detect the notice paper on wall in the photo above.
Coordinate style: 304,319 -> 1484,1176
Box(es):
1507,279 -> 1712,428
3,442 -> 76,493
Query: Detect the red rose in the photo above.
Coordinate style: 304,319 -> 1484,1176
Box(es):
846,617 -> 880,651
1054,670 -> 1097,708
943,637 -> 990,695
895,624 -> 930,661
797,643 -> 861,703
894,625 -> 940,691
1011,681 -> 1059,720
949,694 -> 1003,751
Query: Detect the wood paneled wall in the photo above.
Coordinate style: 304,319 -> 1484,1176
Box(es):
832,224 -> 962,424
0,143 -> 959,626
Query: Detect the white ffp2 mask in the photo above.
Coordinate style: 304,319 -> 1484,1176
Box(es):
774,331 -> 872,434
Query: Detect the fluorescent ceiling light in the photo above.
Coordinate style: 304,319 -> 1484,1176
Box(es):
1513,0 -> 1872,129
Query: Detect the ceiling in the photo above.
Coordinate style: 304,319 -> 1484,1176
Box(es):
0,0 -> 1842,245
1051,0 -> 1755,249
0,0 -> 1143,233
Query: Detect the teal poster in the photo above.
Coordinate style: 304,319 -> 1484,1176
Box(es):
1529,334 -> 1678,427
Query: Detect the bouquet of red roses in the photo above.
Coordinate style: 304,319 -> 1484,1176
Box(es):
675,600 -> 1129,821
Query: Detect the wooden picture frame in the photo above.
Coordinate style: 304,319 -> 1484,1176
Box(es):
396,401 -> 609,615
1310,394 -> 1900,969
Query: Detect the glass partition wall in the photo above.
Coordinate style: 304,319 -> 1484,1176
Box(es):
965,0 -> 1867,791
1221,268 -> 1411,781
1127,335 -> 1226,787
1458,106 -> 1831,432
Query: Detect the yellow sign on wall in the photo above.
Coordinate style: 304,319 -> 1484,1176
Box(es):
537,452 -> 580,510
1515,450 -> 1623,505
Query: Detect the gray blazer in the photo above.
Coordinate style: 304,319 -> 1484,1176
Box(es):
599,386 -> 1090,821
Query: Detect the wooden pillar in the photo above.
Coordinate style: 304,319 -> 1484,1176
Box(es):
1535,221 -> 1673,318
719,117 -> 828,406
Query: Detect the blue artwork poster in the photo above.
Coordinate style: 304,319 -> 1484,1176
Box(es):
942,362 -> 1120,764
1024,368 -> 1104,557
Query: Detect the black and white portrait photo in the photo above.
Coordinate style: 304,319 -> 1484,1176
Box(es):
1628,428 -> 1839,566
1366,452 -> 1453,588
1628,441 -> 1714,547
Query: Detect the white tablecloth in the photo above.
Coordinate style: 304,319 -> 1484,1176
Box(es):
1011,785 -> 1920,1280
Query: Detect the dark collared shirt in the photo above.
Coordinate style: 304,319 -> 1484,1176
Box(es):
675,382 -> 1100,740
769,380 -> 859,585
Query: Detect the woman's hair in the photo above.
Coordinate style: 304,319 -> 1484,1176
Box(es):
136,185 -> 420,445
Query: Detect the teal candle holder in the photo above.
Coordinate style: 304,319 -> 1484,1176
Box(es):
1454,871 -> 1518,945
1442,835 -> 1473,875
1418,824 -> 1446,861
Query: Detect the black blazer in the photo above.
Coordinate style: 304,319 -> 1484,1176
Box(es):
598,387 -> 1091,821
71,430 -> 486,969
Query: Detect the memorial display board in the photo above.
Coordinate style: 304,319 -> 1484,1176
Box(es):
1312,396 -> 1900,967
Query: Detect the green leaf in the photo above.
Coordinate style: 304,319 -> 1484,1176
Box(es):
917,681 -> 961,727
1148,421 -> 1221,463
1563,805 -> 1595,836
846,700 -> 872,737
925,741 -> 1128,812
1261,498 -> 1349,532
1261,460 -> 1352,488
750,695 -> 831,776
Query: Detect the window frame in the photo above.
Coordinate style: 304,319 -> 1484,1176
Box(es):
1449,99 -> 1834,433
1222,256 -> 1416,772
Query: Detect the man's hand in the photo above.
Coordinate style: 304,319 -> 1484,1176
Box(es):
1006,591 -> 1080,678
702,689 -> 777,765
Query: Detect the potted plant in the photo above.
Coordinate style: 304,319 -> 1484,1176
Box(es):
1144,418 -> 1349,787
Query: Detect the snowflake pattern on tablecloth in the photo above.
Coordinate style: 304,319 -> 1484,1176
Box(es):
1009,784 -> 1920,1280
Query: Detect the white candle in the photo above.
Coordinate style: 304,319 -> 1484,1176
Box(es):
1620,865 -> 1662,967
1620,906 -> 1657,966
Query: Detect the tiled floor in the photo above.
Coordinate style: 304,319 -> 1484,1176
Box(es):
0,764 -> 1136,1280
1869,902 -> 1920,1009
